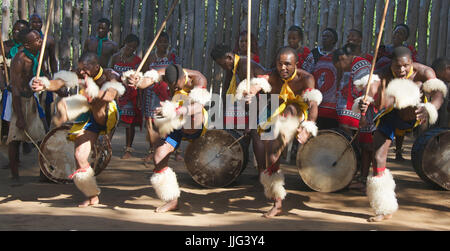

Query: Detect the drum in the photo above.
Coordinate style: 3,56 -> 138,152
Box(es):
38,125 -> 112,184
411,127 -> 450,190
184,130 -> 249,188
297,128 -> 360,192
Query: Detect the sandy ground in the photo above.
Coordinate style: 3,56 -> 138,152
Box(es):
0,128 -> 449,231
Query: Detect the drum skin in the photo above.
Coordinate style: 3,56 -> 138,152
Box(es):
38,125 -> 112,184
184,130 -> 248,188
411,127 -> 450,190
297,129 -> 359,192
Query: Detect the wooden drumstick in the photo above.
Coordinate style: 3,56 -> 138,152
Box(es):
24,130 -> 55,171
136,0 -> 179,73
35,0 -> 54,79
0,31 -> 10,85
331,0 -> 390,168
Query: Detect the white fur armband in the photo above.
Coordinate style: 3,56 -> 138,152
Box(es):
421,102 -> 439,125
153,101 -> 186,137
235,77 -> 272,100
354,74 -> 380,92
386,79 -> 421,109
352,96 -> 375,114
63,94 -> 90,121
83,77 -> 100,99
53,70 -> 79,88
189,87 -> 211,106
101,81 -> 126,97
143,69 -> 161,83
302,88 -> 323,105
29,76 -> 50,94
422,78 -> 448,97
300,120 -> 318,137
121,70 -> 143,85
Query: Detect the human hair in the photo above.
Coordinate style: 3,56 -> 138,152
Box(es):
17,27 -> 34,44
15,19 -> 30,28
98,18 -> 111,28
210,44 -> 232,61
323,27 -> 338,43
394,23 -> 410,39
431,57 -> 450,73
29,13 -> 42,21
276,46 -> 299,63
332,43 -> 357,63
392,46 -> 412,60
349,29 -> 362,38
233,30 -> 259,56
158,31 -> 170,41
78,52 -> 100,66
123,34 -> 140,47
288,25 -> 304,39
164,63 -> 184,86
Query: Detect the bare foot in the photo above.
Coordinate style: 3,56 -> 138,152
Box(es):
78,196 -> 99,208
367,214 -> 392,222
155,199 -> 178,213
263,199 -> 282,218
143,152 -> 154,163
121,151 -> 132,160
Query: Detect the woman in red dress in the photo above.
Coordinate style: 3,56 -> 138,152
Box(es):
233,30 -> 260,63
111,34 -> 142,159
287,25 -> 311,70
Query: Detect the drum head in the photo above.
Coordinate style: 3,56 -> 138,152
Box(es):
184,130 -> 246,188
39,125 -> 112,184
297,129 -> 358,192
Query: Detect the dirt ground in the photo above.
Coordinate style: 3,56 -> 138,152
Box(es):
0,128 -> 449,231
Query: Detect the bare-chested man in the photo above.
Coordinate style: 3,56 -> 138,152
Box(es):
241,47 -> 321,218
7,28 -> 47,183
83,18 -> 119,68
358,46 -> 447,222
31,52 -> 124,207
210,44 -> 271,173
126,64 -> 211,213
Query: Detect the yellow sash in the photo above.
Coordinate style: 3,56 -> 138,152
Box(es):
173,74 -> 208,137
392,67 -> 414,79
259,69 -> 309,132
227,54 -> 241,98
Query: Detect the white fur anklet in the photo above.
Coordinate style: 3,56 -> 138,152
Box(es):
72,167 -> 101,198
366,169 -> 398,216
150,167 -> 181,202
260,170 -> 287,200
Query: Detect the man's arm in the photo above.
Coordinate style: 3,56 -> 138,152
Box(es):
47,37 -> 58,74
302,74 -> 319,122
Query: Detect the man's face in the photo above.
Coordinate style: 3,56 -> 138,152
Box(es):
77,61 -> 99,79
97,22 -> 109,38
215,53 -> 235,71
12,23 -> 28,42
276,53 -> 297,79
123,41 -> 138,57
24,31 -> 43,53
347,31 -> 362,47
392,26 -> 408,46
391,56 -> 413,79
322,30 -> 336,49
238,35 -> 248,54
30,16 -> 43,31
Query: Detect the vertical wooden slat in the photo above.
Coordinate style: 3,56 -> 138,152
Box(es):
309,0 -> 319,49
266,0 -> 279,64
178,0 -> 186,65
2,1 -> 11,40
157,0 -> 166,29
407,0 -> 420,46
18,0 -> 27,20
92,0 -> 102,25
437,0 -> 449,58
231,0 -> 241,46
131,0 -> 140,35
144,0 -> 156,48
383,0 -> 395,45
396,0 -> 407,25
342,0 -> 353,47
82,0 -> 89,40
60,0 -> 72,70
363,0 -> 376,53
427,0 -> 441,65
258,0 -> 268,66
327,0 -> 338,31
277,0 -> 286,50
337,0 -> 346,46
447,4 -> 450,58
184,0 -> 195,68
353,0 -> 363,32
73,0 -> 81,66
193,0 -> 205,71
13,0 -> 19,25
224,0 -> 233,45
285,0 -> 295,45
35,0 -> 45,19
417,0 -> 431,63
170,0 -> 179,50
252,0 -> 260,35
304,0 -> 311,46
112,0 -> 121,44
319,0 -> 329,34
138,0 -> 148,57
204,0 -> 217,87
102,0 -> 111,19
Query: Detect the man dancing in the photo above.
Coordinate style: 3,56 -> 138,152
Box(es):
31,52 -> 125,207
357,46 -> 447,222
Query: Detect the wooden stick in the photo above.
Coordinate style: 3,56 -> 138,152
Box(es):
0,31 -> 10,85
363,0 -> 390,102
136,0 -> 179,73
36,0 -> 54,79
247,0 -> 252,92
